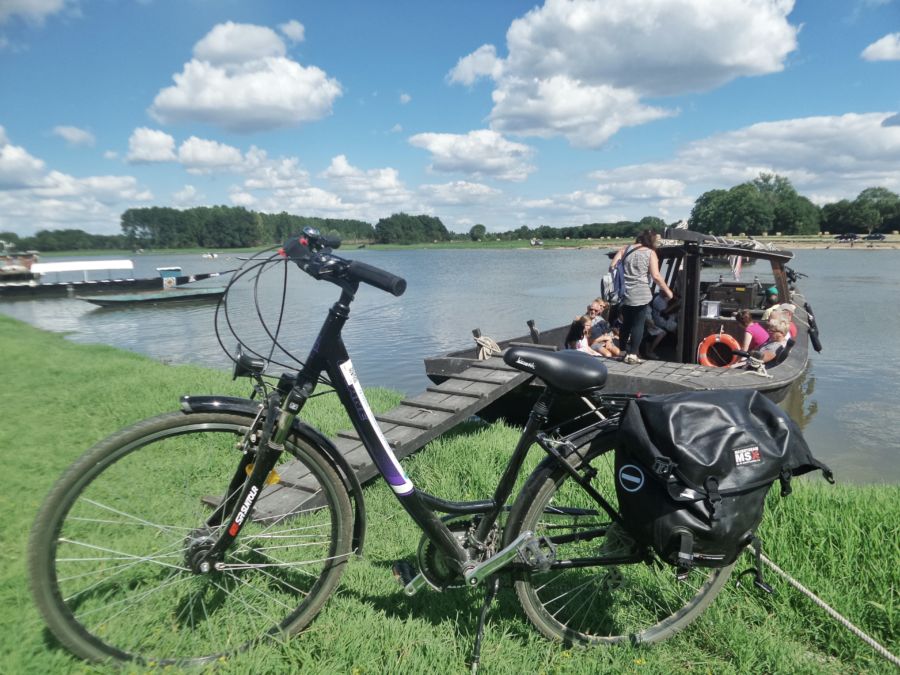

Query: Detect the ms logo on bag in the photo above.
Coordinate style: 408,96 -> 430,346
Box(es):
618,464 -> 645,492
734,446 -> 762,466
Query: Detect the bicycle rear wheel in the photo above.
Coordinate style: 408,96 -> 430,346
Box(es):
29,411 -> 353,666
507,438 -> 732,645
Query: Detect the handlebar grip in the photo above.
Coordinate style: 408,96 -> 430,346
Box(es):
347,260 -> 407,297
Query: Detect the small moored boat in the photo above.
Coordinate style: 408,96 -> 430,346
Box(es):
77,285 -> 226,307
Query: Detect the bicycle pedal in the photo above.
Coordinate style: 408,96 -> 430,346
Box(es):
391,561 -> 427,596
517,536 -> 557,572
391,560 -> 416,586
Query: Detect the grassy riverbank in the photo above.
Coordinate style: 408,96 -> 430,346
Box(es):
1,315 -> 897,673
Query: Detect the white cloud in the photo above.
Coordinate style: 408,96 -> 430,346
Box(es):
278,20 -> 305,43
127,127 -> 177,163
448,44 -> 504,85
490,75 -> 674,147
862,33 -> 900,61
178,136 -> 244,174
241,146 -> 310,189
584,112 -> 900,217
52,125 -> 95,147
399,92 -> 411,104
0,129 -> 154,235
0,133 -> 45,188
450,0 -> 799,147
33,171 -> 149,203
0,0 -> 69,24
321,154 -> 411,206
417,181 -> 501,205
408,129 -> 536,181
151,22 -> 342,133
229,189 -> 257,207
193,21 -> 285,65
173,184 -> 202,206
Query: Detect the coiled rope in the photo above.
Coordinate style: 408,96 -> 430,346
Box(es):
474,335 -> 501,360
760,554 -> 900,668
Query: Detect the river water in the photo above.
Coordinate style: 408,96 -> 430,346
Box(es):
2,247 -> 897,484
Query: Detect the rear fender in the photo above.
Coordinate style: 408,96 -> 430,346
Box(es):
180,395 -> 367,554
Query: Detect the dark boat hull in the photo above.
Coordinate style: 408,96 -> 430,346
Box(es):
424,302 -> 811,426
77,286 -> 226,307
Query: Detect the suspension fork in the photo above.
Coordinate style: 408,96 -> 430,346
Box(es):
200,380 -> 314,563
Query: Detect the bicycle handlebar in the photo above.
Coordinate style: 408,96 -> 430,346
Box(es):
280,229 -> 407,297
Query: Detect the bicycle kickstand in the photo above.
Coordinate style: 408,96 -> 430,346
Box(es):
468,575 -> 500,675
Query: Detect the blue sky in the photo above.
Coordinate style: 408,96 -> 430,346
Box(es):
1,0 -> 898,236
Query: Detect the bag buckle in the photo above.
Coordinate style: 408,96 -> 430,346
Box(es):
652,457 -> 675,477
704,476 -> 722,520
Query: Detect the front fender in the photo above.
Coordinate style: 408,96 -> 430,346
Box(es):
180,395 -> 367,554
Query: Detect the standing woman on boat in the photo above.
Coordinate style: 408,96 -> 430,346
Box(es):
609,230 -> 673,364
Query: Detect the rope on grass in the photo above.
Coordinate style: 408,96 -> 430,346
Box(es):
760,553 -> 900,668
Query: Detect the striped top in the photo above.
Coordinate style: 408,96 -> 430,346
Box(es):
622,245 -> 653,306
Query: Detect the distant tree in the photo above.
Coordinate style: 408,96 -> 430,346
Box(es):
726,184 -> 774,235
751,173 -> 819,234
821,199 -> 879,234
638,216 -> 666,232
690,184 -> 774,235
855,187 -> 899,232
375,213 -> 451,244
0,232 -> 21,247
821,200 -> 854,234
688,189 -> 729,234
469,224 -> 486,241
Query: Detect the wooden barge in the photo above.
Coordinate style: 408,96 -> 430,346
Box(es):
425,228 -> 821,424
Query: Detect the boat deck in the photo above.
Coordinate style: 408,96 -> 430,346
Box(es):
251,355 -> 531,521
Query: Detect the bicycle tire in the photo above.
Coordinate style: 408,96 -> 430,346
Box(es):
29,411 -> 354,666
506,436 -> 733,645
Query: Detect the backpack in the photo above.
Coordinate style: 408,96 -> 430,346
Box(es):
614,389 -> 833,571
602,245 -> 636,304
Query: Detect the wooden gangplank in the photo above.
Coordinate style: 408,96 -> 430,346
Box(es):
251,355 -> 531,521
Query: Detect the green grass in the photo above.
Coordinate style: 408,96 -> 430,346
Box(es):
1,315 -> 897,673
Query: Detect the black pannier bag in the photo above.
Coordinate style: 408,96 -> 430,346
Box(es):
615,389 -> 833,570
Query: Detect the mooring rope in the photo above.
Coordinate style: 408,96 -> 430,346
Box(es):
760,554 -> 900,668
474,335 -> 501,360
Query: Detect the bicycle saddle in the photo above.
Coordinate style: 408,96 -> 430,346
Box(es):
504,346 -> 608,393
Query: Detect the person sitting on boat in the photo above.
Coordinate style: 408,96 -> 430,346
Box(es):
758,313 -> 793,364
736,309 -> 769,352
566,315 -> 617,358
586,299 -> 621,357
645,290 -> 680,359
772,302 -> 798,339
761,286 -> 780,319
608,229 -> 674,365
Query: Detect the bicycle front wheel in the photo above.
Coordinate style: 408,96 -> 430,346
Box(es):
29,411 -> 354,666
507,439 -> 732,646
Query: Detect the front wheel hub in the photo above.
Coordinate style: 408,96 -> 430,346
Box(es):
184,527 -> 220,574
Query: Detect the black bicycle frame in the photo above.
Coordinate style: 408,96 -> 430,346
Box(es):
207,281 -> 623,575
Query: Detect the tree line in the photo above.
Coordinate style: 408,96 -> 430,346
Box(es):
1,176 -> 896,252
687,175 -> 900,236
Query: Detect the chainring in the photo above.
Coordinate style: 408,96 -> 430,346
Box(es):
415,515 -> 497,591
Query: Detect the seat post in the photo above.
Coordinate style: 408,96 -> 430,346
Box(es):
472,389 -> 557,545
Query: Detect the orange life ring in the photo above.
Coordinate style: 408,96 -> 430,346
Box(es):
697,333 -> 741,367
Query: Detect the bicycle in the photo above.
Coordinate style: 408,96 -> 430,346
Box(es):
29,229 -> 734,667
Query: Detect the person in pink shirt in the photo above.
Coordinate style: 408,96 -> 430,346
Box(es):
736,309 -> 769,351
